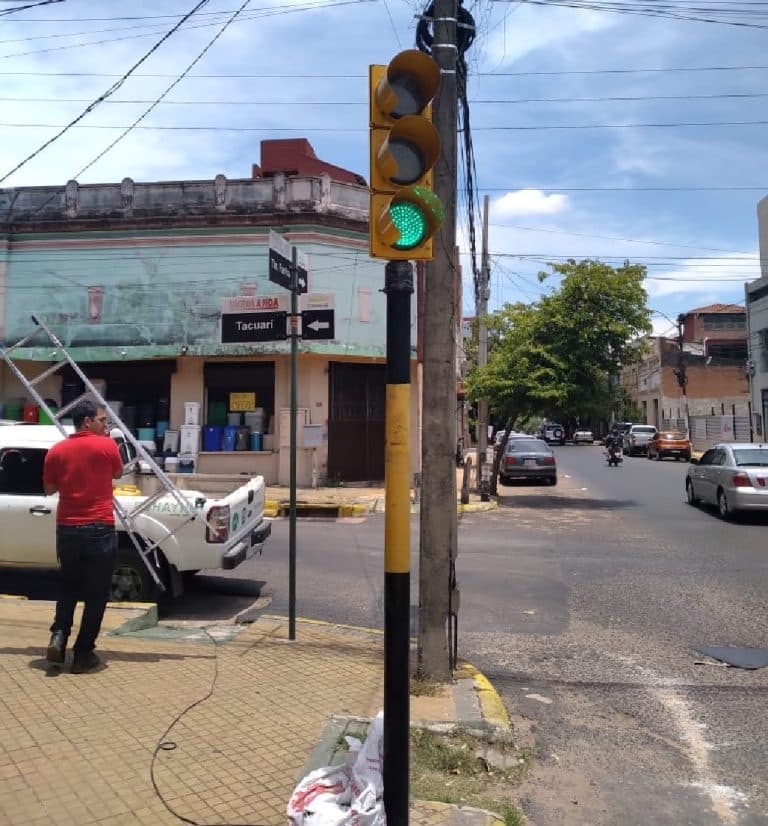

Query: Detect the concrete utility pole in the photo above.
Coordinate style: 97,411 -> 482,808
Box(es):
476,194 -> 490,490
418,0 -> 458,680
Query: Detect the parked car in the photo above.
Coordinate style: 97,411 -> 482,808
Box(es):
540,423 -> 565,446
685,443 -> 768,519
623,424 -> 658,456
603,422 -> 632,446
499,437 -> 557,486
573,428 -> 594,444
647,431 -> 691,461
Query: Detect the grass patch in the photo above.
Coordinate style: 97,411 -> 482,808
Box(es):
409,673 -> 445,697
410,727 -> 530,824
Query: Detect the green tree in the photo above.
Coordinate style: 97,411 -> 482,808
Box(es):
466,259 -> 651,493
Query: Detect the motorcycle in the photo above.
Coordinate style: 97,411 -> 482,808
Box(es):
606,444 -> 622,467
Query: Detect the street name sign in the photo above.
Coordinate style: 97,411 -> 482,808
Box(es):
268,229 -> 309,293
301,308 -> 335,341
221,311 -> 288,343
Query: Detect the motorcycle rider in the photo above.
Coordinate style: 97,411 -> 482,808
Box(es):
605,430 -> 621,463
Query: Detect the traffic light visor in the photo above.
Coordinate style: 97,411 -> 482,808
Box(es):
371,115 -> 440,188
372,49 -> 441,125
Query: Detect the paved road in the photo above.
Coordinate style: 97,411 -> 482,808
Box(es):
471,445 -> 768,825
251,445 -> 768,824
3,445 -> 766,824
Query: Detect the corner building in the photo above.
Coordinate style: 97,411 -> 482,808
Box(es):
0,140 -> 423,485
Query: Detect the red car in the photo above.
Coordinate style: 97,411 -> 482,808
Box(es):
647,431 -> 691,462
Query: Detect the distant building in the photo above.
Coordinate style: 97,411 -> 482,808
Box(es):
621,303 -> 749,431
748,194 -> 768,439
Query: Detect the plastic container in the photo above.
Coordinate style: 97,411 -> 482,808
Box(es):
163,430 -> 180,453
184,402 -> 201,425
227,412 -> 241,426
138,439 -> 156,456
3,402 -> 22,421
61,381 -> 84,407
23,403 -> 39,423
178,458 -> 195,474
165,457 -> 179,473
179,425 -> 200,455
38,404 -> 58,425
137,427 -> 156,442
244,408 -> 264,431
202,425 -> 223,451
249,432 -> 263,451
235,425 -> 250,451
156,420 -> 169,437
207,401 -> 227,426
222,424 -> 238,451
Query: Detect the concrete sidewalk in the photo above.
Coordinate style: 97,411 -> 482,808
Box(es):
0,598 -> 512,826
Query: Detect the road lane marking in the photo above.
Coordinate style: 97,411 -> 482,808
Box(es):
616,655 -> 747,823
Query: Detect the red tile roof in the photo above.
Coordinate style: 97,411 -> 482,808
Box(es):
685,303 -> 744,315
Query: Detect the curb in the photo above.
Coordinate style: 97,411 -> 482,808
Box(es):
264,499 -> 373,519
411,800 -> 505,826
455,661 -> 511,734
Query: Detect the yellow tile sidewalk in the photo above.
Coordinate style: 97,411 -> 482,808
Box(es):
0,600 -> 506,826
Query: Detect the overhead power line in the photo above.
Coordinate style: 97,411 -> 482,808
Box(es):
4,63 -> 768,79
0,0 -> 63,17
5,118 -> 768,132
4,90 -> 768,105
0,0 -> 213,185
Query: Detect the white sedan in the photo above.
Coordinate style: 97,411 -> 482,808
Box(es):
573,429 -> 594,444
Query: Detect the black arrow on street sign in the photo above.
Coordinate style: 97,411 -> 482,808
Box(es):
301,308 -> 335,340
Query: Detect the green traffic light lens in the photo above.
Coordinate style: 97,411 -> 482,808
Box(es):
390,201 -> 427,249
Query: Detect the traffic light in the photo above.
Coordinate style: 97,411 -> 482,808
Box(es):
369,49 -> 444,260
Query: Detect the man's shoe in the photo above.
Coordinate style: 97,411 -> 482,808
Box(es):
71,651 -> 100,674
46,631 -> 67,664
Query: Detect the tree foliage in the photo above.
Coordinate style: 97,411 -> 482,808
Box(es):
466,258 -> 651,430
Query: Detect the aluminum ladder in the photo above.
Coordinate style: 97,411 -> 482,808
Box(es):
0,314 -> 210,594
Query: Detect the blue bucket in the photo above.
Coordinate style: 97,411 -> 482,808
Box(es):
203,425 -> 223,451
249,432 -> 263,451
222,424 -> 238,451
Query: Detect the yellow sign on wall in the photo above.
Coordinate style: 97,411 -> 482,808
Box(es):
229,392 -> 256,412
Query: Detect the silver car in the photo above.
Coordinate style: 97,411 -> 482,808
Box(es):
686,443 -> 768,519
499,438 -> 557,486
623,424 -> 657,456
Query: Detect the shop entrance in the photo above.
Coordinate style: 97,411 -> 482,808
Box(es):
327,363 -> 385,483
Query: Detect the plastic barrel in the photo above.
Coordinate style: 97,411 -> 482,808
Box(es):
202,425 -> 223,451
249,432 -> 263,451
207,401 -> 227,426
4,402 -> 22,421
222,424 -> 238,451
235,426 -> 250,451
38,404 -> 58,425
137,427 -> 156,442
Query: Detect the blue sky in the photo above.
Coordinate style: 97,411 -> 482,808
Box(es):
1,0 -> 766,336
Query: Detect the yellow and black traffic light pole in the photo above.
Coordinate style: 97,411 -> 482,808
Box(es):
369,48 -> 443,825
383,259 -> 413,826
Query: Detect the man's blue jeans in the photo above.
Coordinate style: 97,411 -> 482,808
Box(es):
50,523 -> 117,656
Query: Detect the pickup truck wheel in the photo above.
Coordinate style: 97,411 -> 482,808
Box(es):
111,545 -> 160,602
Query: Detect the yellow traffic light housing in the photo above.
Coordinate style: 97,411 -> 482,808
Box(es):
369,50 -> 444,260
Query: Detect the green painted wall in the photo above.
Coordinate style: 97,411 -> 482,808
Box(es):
5,227 -> 415,361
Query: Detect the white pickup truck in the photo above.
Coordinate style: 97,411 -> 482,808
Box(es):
0,424 -> 271,601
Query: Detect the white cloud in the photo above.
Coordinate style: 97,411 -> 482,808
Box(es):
493,189 -> 569,218
481,4 -> 616,67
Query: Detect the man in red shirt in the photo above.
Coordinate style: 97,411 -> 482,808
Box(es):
43,400 -> 123,673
